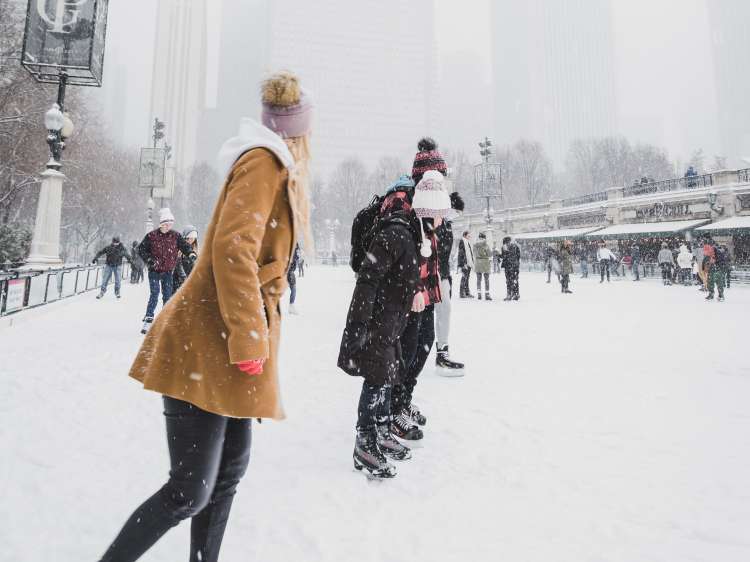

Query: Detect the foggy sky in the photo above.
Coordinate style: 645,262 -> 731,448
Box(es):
101,0 -> 721,170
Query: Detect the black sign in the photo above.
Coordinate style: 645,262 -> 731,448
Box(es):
635,202 -> 692,221
22,0 -> 109,86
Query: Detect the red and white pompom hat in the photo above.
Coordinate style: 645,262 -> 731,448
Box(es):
412,170 -> 453,257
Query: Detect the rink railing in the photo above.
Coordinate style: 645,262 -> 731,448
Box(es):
519,261 -> 750,283
0,263 -> 131,317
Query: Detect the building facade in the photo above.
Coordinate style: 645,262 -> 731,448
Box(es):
491,0 -> 618,166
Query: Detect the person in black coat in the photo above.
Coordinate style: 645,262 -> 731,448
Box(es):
501,236 -> 521,301
457,231 -> 474,297
338,189 -> 420,479
130,241 -> 145,284
93,236 -> 132,299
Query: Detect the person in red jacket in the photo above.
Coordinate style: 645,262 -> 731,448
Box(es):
138,208 -> 195,323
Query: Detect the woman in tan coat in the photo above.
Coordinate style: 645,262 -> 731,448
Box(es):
98,72 -> 313,562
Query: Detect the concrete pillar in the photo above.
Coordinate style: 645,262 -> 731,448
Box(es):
24,169 -> 65,269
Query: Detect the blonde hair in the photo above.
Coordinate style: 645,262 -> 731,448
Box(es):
284,134 -> 314,252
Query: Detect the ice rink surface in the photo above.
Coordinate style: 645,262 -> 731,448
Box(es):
2,267 -> 749,562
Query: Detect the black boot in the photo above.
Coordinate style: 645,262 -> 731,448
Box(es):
436,345 -> 465,378
353,428 -> 396,479
404,402 -> 428,426
376,423 -> 412,461
485,292 -> 492,301
391,411 -> 424,441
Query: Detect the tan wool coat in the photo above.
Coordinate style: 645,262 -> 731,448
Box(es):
130,148 -> 295,419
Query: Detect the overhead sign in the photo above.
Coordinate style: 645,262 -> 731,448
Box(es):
139,147 -> 167,188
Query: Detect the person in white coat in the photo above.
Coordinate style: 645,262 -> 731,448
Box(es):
657,242 -> 675,285
596,242 -> 616,283
676,243 -> 693,285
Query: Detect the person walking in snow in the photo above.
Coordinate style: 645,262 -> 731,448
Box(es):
631,243 -> 642,281
544,244 -> 559,283
288,244 -> 301,315
676,243 -> 693,285
597,242 -> 616,283
173,226 -> 198,292
704,241 -> 727,301
458,230 -> 474,298
473,232 -> 492,300
500,236 -> 521,300
559,240 -> 574,294
98,71 -> 314,562
130,241 -> 145,284
657,242 -> 675,286
92,236 -> 132,299
390,138 -> 453,444
338,180 -> 420,479
579,251 -> 589,278
137,208 -> 196,325
434,191 -> 466,376
720,244 -> 732,289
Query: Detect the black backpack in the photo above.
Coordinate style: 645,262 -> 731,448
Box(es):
350,194 -> 383,273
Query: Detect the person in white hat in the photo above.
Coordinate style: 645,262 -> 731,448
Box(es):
137,208 -> 195,324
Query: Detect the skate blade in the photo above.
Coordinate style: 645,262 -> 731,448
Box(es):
436,366 -> 465,378
353,461 -> 397,480
393,435 -> 425,449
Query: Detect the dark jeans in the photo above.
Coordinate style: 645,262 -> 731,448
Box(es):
476,271 -> 490,293
460,267 -> 472,296
392,305 -> 435,413
660,263 -> 672,283
99,397 -> 252,562
146,270 -> 174,317
357,382 -> 391,431
505,268 -> 520,298
599,260 -> 610,282
632,260 -> 640,280
580,263 -> 588,278
288,272 -> 297,304
131,266 -> 144,284
561,273 -> 570,291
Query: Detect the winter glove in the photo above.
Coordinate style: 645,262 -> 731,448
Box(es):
237,359 -> 265,376
91,259 -> 97,265
412,292 -> 426,313
188,252 -> 197,262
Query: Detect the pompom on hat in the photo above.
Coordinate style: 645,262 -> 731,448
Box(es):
261,71 -> 314,139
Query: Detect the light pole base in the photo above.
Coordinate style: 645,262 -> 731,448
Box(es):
25,169 -> 65,270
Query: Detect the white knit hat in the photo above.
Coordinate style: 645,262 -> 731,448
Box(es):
159,208 -> 175,224
412,171 -> 452,258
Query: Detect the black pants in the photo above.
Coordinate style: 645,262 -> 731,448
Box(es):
460,267 -> 472,296
505,268 -> 519,298
131,267 -> 144,284
661,263 -> 672,283
357,383 -> 391,431
632,260 -> 640,280
392,305 -> 435,413
99,397 -> 252,562
599,260 -> 610,282
560,273 -> 570,291
476,271 -> 490,293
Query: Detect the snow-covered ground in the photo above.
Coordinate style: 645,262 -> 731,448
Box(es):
2,268 -> 749,562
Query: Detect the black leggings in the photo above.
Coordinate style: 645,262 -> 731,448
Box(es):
99,397 -> 252,562
392,305 -> 435,413
505,268 -> 519,297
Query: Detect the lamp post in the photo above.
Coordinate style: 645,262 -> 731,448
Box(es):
139,118 -> 169,233
474,137 -> 503,244
324,218 -> 340,265
21,0 -> 109,269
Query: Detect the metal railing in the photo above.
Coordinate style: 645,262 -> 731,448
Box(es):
739,168 -> 750,183
622,174 -> 713,198
561,191 -> 608,208
0,262 -> 131,316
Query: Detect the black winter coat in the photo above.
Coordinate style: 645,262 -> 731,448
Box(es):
501,242 -> 521,271
457,238 -> 473,269
435,221 -> 454,280
337,212 -> 420,385
94,243 -> 131,267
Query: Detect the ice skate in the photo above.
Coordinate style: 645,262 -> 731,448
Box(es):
141,315 -> 154,335
288,303 -> 299,315
705,294 -> 714,301
404,402 -> 428,426
503,294 -> 512,301
485,293 -> 492,301
477,293 -> 482,300
353,429 -> 396,479
96,293 -> 104,300
436,345 -> 465,378
391,411 -> 424,442
718,296 -> 725,302
376,423 -> 412,461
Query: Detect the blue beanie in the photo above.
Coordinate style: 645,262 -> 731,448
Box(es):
386,174 -> 415,195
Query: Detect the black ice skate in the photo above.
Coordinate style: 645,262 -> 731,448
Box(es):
485,293 -> 492,301
404,402 -> 428,426
391,412 -> 424,441
436,345 -> 465,378
376,424 -> 412,461
141,315 -> 154,335
96,293 -> 104,300
353,429 -> 397,479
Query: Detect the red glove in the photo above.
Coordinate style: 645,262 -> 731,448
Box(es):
237,359 -> 265,376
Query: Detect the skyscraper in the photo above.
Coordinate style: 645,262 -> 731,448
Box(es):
491,0 -> 618,166
706,0 -> 750,167
148,0 -> 208,174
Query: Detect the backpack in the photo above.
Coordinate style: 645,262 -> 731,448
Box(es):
350,194 -> 383,273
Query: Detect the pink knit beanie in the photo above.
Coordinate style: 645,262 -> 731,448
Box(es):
261,72 -> 313,139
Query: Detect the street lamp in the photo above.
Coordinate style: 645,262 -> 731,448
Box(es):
21,0 -> 110,269
474,137 -> 503,243
324,218 -> 340,265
